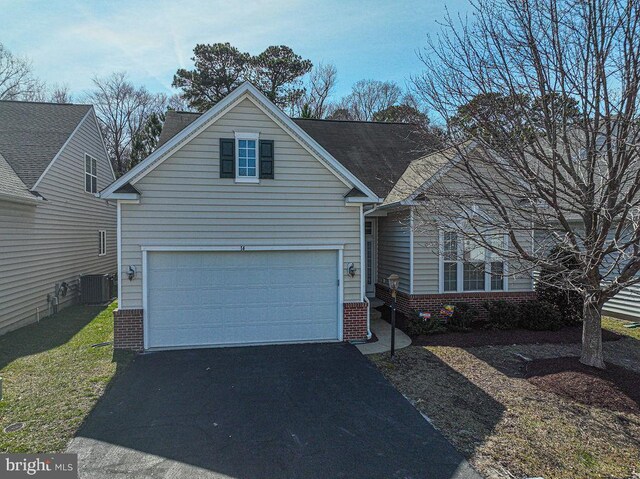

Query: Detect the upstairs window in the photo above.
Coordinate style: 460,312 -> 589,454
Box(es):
85,154 -> 97,193
235,133 -> 259,182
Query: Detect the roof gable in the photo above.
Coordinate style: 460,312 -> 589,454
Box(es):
0,101 -> 92,188
102,82 -> 380,201
157,113 -> 438,198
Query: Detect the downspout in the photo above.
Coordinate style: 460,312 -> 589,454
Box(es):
360,204 -> 372,339
409,207 -> 414,295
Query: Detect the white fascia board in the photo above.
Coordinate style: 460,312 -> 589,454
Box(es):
101,82 -> 380,201
90,107 -> 117,181
345,196 -> 383,204
99,192 -> 140,201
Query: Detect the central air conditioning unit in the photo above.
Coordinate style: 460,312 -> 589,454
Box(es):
80,274 -> 114,304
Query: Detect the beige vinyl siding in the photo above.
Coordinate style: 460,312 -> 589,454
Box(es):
412,226 -> 439,293
604,285 -> 640,319
0,112 -> 117,334
376,210 -> 411,294
119,97 -> 362,308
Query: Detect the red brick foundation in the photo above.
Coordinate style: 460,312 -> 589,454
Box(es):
114,303 -> 370,351
113,309 -> 144,352
343,302 -> 369,341
375,283 -> 537,320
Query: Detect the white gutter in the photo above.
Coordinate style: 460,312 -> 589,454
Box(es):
0,191 -> 42,205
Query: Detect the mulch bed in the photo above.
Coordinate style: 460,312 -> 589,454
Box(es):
526,356 -> 640,414
376,305 -> 623,347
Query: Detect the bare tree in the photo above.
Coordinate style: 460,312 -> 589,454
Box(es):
329,79 -> 403,121
0,43 -> 45,100
49,84 -> 72,104
86,72 -> 167,176
297,63 -> 337,118
410,0 -> 640,368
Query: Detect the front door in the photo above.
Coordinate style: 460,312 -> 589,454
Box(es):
365,219 -> 376,296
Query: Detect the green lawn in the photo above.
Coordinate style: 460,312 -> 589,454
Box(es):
603,316 -> 640,340
0,301 -> 132,453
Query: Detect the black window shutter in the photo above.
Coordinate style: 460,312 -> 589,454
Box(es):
220,138 -> 235,178
259,140 -> 274,179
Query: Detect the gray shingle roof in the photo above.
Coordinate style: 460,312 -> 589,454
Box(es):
0,101 -> 92,189
156,111 -> 440,198
0,152 -> 37,201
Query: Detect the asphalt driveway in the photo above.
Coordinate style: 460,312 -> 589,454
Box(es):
68,343 -> 480,479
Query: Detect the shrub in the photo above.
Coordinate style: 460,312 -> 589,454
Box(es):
518,300 -> 564,331
483,300 -> 520,330
536,245 -> 584,325
404,310 -> 447,336
443,302 -> 478,332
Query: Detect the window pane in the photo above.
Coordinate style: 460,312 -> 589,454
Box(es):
491,261 -> 504,290
85,175 -> 91,192
463,239 -> 485,262
237,139 -> 257,177
91,158 -> 97,176
444,262 -> 457,291
463,262 -> 485,291
443,232 -> 457,260
365,221 -> 373,235
85,156 -> 91,172
91,176 -> 97,193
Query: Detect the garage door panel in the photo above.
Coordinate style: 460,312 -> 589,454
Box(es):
147,250 -> 340,349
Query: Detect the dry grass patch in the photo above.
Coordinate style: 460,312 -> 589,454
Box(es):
370,326 -> 640,479
0,301 -> 132,453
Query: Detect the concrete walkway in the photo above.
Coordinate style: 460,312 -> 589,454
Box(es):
357,300 -> 412,355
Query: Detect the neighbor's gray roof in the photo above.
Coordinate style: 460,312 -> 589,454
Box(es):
0,101 -> 92,189
156,110 -> 440,198
0,152 -> 37,202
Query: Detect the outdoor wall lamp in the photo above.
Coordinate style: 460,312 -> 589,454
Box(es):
127,265 -> 136,281
387,274 -> 400,296
347,262 -> 356,277
387,273 -> 400,358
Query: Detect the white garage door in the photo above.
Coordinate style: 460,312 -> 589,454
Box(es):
146,250 -> 340,349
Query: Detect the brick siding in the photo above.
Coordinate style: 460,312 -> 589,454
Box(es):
375,283 -> 537,320
343,302 -> 368,341
113,308 -> 144,352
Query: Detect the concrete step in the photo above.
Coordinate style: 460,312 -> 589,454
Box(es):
368,297 -> 385,308
370,308 -> 382,320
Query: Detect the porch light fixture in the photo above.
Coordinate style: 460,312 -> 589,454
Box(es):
387,274 -> 400,294
387,273 -> 400,358
347,262 -> 356,278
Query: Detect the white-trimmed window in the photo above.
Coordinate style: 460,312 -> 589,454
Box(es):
85,154 -> 97,193
235,132 -> 259,182
98,230 -> 106,256
440,231 -> 507,292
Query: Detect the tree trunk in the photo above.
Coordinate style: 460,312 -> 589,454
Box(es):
580,301 -> 605,369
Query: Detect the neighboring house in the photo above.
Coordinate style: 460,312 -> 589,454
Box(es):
0,101 -> 117,335
100,82 -> 436,351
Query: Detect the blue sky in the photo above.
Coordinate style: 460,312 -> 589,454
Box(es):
1,0 -> 471,101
